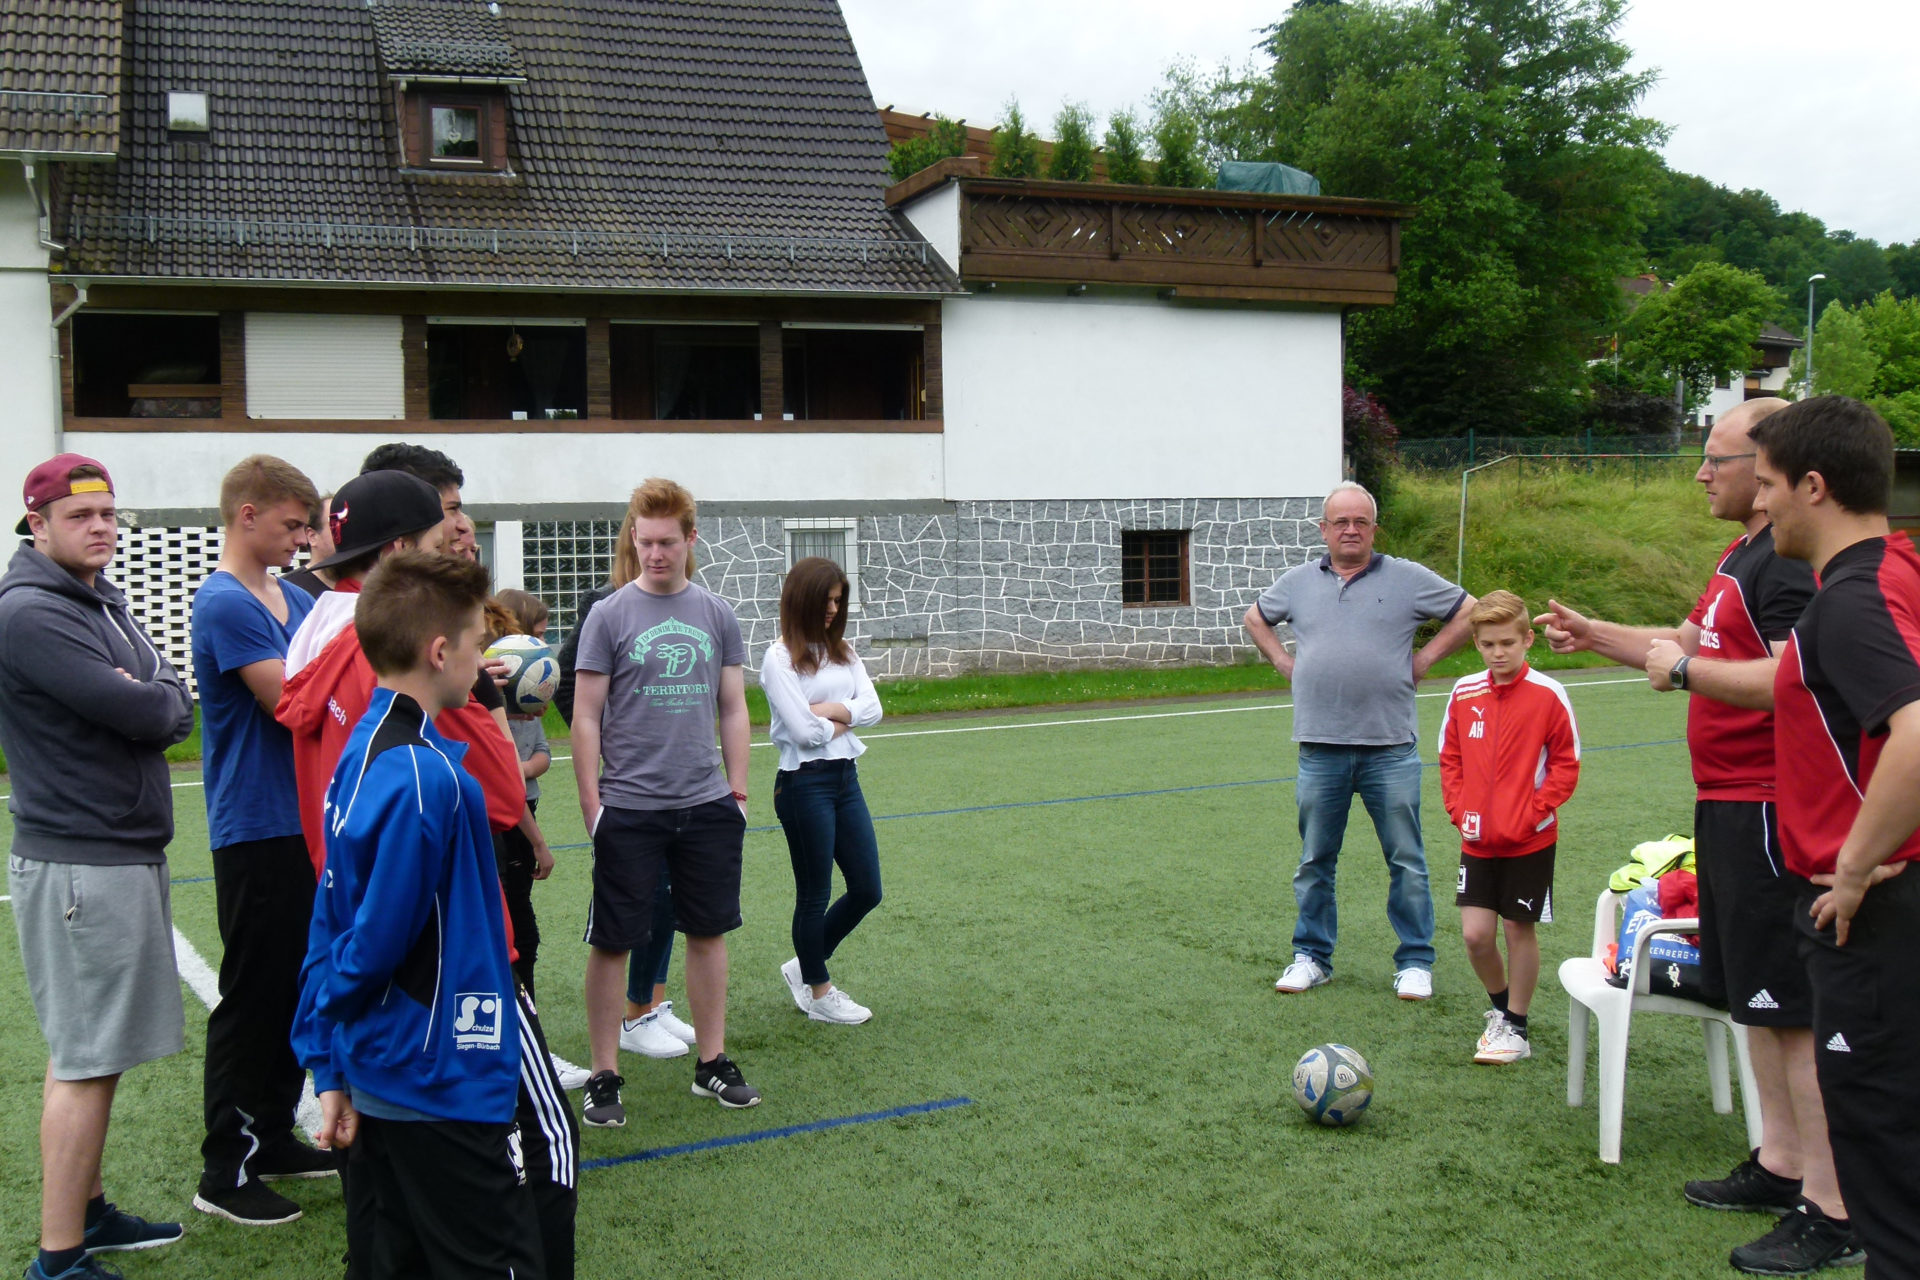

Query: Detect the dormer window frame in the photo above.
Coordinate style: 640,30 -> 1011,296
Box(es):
398,83 -> 511,172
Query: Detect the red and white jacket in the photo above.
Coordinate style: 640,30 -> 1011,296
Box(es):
1437,663 -> 1581,858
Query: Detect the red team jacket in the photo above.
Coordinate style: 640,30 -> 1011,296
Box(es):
276,582 -> 526,880
1438,663 -> 1581,858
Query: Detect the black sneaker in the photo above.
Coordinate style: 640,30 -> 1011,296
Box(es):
1729,1204 -> 1867,1276
583,1070 -> 626,1128
691,1054 -> 762,1109
252,1138 -> 340,1182
1686,1150 -> 1804,1214
192,1180 -> 303,1227
81,1203 -> 183,1254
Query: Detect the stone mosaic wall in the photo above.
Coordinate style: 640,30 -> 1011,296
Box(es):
686,497 -> 1322,676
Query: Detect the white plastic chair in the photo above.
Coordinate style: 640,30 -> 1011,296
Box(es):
1558,887 -> 1762,1163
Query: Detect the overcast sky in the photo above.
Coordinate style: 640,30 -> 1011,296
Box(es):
841,0 -> 1920,246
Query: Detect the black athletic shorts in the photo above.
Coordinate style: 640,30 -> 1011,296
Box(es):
584,799 -> 745,951
1455,845 -> 1555,923
1696,799 -> 1811,1027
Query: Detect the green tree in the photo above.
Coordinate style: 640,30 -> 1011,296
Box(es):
1150,100 -> 1205,188
1787,301 -> 1880,398
886,115 -> 968,183
1047,102 -> 1097,182
1620,262 -> 1777,413
1220,0 -> 1665,435
1860,291 -> 1920,394
1103,109 -> 1148,185
1887,242 -> 1920,299
990,100 -> 1041,179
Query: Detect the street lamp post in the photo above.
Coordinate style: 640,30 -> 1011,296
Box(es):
1807,272 -> 1827,396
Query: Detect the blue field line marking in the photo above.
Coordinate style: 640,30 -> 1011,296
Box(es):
532,735 -> 1692,852
579,1096 -> 973,1172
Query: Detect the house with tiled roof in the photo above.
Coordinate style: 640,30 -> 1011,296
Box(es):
4,0 -> 1408,677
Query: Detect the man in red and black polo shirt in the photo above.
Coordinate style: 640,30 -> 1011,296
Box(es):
1747,395 -> 1920,1280
1537,398 -> 1856,1277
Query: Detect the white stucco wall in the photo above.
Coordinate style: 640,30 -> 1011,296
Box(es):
63,429 -> 946,513
940,292 -> 1342,501
0,165 -> 59,495
897,181 -> 961,277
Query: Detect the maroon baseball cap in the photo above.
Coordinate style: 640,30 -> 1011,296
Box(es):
17,453 -> 115,536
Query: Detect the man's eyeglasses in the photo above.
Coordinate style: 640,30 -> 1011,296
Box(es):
1322,518 -> 1374,531
1703,452 -> 1756,471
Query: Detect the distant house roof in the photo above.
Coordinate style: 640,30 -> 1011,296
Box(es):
370,0 -> 527,83
1756,322 -> 1804,351
0,0 -> 121,157
58,0 -> 957,295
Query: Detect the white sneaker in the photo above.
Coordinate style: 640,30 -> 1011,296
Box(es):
1275,955 -> 1330,993
1475,1019 -> 1531,1064
620,1011 -> 690,1059
551,1055 -> 591,1091
1394,968 -> 1434,1000
1475,1010 -> 1505,1059
807,986 -> 872,1025
779,958 -> 811,1012
653,999 -> 697,1044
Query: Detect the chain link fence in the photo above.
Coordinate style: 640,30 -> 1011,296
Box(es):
1398,430 -> 1702,470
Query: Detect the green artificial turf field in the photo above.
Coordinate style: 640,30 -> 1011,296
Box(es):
2,677 -> 1773,1279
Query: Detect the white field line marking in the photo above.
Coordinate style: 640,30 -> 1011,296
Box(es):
172,925 -> 324,1135
0,675 -> 1652,802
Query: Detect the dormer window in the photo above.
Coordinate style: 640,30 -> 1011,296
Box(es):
431,104 -> 481,161
167,90 -> 209,133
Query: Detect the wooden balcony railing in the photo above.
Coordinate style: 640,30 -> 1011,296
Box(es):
890,171 -> 1411,306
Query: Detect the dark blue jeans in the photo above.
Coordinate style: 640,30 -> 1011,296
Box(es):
1292,740 -> 1436,973
774,760 -> 883,987
625,876 -> 675,1006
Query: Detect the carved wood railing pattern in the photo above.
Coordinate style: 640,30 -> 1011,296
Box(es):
959,190 -> 1402,302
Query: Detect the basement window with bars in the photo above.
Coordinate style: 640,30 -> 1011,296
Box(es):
1122,530 -> 1190,607
784,518 -> 860,612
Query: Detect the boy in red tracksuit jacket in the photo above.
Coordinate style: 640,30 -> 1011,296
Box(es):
1438,590 -> 1581,1066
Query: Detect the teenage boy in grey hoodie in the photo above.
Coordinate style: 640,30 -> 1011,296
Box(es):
0,454 -> 196,1280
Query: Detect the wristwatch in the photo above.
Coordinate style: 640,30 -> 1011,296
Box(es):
1670,656 -> 1690,690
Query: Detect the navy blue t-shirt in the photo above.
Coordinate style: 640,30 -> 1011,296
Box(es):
192,571 -> 314,850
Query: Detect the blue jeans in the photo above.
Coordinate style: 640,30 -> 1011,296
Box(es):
624,876 -> 675,1006
774,760 -> 883,987
1292,740 -> 1435,973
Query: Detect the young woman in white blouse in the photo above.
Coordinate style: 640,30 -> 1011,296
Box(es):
761,557 -> 884,1025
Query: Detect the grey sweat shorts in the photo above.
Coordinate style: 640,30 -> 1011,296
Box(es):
8,855 -> 185,1080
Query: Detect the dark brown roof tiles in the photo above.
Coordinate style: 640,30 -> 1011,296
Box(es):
0,0 -> 121,156
60,0 -> 956,294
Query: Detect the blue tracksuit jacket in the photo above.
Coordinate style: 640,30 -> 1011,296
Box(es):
291,687 -> 519,1123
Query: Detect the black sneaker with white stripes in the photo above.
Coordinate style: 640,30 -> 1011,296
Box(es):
691,1054 -> 761,1108
583,1070 -> 626,1128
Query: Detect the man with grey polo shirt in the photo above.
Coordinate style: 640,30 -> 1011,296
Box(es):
1243,481 -> 1475,999
1,455 -> 197,1280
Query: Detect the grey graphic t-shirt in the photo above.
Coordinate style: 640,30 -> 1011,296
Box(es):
574,581 -> 746,809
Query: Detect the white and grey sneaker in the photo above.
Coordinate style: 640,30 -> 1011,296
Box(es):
807,986 -> 872,1025
691,1054 -> 762,1108
1393,968 -> 1434,1000
653,999 -> 697,1044
1475,1010 -> 1505,1061
1475,1020 -> 1531,1065
1275,955 -> 1330,993
779,958 -> 812,1012
551,1055 -> 592,1090
620,1011 -> 691,1059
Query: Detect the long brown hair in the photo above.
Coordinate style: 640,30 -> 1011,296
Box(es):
780,557 -> 852,675
612,477 -> 698,587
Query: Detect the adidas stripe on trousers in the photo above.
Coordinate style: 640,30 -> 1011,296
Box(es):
1794,872 -> 1920,1280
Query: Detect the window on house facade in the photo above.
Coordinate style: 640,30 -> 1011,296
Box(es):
610,324 -> 761,420
71,312 -> 221,417
784,518 -> 860,611
1122,531 -> 1190,607
426,320 -> 586,420
782,326 -> 924,421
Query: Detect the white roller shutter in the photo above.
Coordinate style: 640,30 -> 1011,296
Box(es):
246,314 -> 405,419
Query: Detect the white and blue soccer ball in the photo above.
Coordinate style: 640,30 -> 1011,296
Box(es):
484,634 -> 560,716
1292,1043 -> 1374,1126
